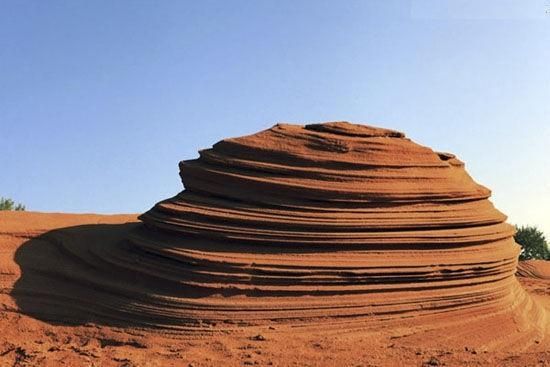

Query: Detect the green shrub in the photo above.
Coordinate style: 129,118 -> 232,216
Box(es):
515,225 -> 549,260
0,197 -> 25,211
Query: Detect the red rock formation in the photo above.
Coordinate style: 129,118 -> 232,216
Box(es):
11,122 -> 547,344
129,122 -> 527,327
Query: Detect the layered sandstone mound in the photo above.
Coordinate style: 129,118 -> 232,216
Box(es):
11,122 -> 547,343
128,122 -> 531,327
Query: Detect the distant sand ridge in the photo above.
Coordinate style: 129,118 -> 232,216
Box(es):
7,122 -> 548,348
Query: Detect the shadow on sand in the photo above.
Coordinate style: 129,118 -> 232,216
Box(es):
11,223 -> 151,328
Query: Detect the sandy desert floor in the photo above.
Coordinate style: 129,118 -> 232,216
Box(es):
1,212 -> 549,367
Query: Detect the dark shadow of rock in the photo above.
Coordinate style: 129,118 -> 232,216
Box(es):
11,223 -> 194,328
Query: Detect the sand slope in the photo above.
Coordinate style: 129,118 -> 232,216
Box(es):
518,260 -> 550,280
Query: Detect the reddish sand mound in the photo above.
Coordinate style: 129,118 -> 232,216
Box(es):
4,122 -> 549,354
136,122 -> 532,327
518,260 -> 550,280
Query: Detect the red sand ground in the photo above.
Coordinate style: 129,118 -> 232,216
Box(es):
1,211 -> 549,367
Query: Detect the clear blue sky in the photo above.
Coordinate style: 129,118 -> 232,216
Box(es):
2,1 -> 549,236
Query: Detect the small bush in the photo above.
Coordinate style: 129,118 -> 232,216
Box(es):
515,225 -> 549,260
0,197 -> 25,211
